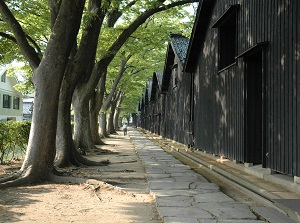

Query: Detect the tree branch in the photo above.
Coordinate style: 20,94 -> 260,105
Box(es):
0,31 -> 16,43
0,1 -> 40,69
0,31 -> 42,55
102,53 -> 132,110
101,0 -> 198,66
87,0 -> 197,99
47,0 -> 62,29
25,35 -> 42,55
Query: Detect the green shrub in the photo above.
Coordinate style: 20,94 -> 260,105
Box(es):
0,121 -> 31,164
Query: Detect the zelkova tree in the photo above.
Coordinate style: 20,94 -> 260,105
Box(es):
117,73 -> 148,125
107,90 -> 122,134
55,0 -> 110,167
0,0 -> 111,169
0,0 -> 197,188
0,0 -> 86,187
94,5 -> 196,138
73,0 -> 197,153
99,53 -> 131,138
113,92 -> 125,131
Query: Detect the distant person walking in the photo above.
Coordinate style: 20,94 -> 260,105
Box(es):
122,124 -> 128,136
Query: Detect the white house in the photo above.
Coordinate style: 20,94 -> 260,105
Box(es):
22,94 -> 34,120
0,69 -> 23,121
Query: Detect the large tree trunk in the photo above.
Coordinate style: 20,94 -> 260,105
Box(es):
113,109 -> 121,131
55,45 -> 80,167
55,76 -> 78,167
99,111 -> 109,137
107,104 -> 116,134
55,0 -> 106,167
0,0 -> 85,188
113,94 -> 124,131
107,91 -> 121,134
73,92 -> 97,154
90,94 -> 104,144
90,72 -> 106,143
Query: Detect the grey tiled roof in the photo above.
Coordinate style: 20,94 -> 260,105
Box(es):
169,33 -> 190,67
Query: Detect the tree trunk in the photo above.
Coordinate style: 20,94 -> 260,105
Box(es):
98,55 -> 129,136
0,0 -> 85,188
75,0 -> 196,145
55,45 -> 80,168
113,94 -> 124,131
90,72 -> 106,143
55,0 -> 106,167
73,92 -> 98,154
107,91 -> 121,134
113,109 -> 121,131
107,103 -> 117,134
55,77 -> 78,167
99,111 -> 108,138
90,95 -> 104,144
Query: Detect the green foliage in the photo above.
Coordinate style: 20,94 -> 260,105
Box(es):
6,63 -> 34,94
103,3 -> 196,115
0,0 -> 50,64
0,0 -> 50,95
0,121 -> 31,164
1,0 -> 197,116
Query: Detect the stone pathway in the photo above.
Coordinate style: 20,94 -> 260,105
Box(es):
130,130 -> 265,223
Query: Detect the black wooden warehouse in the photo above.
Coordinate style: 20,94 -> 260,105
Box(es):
139,0 -> 300,181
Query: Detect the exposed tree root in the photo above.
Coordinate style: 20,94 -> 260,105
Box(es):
55,146 -> 111,168
95,148 -> 116,154
96,141 -> 107,146
74,149 -> 110,166
0,172 -> 20,184
49,173 -> 87,184
49,176 -> 134,197
0,167 -> 49,189
0,166 -> 69,189
0,175 -> 33,189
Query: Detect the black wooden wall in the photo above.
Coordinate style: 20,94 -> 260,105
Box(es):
192,0 -> 300,176
138,0 -> 300,178
160,63 -> 191,145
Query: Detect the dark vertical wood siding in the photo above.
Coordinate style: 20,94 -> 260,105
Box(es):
193,0 -> 300,176
138,0 -> 300,177
160,64 -> 191,144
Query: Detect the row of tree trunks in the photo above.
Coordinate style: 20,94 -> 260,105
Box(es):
0,0 -> 198,188
55,0 -> 106,167
107,91 -> 122,134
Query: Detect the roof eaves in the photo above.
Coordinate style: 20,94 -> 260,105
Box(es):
184,0 -> 217,73
169,33 -> 190,68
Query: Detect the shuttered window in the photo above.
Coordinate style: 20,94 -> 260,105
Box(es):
13,97 -> 20,109
3,94 -> 11,108
212,5 -> 239,71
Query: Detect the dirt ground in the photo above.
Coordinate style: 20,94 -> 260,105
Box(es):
0,132 -> 163,223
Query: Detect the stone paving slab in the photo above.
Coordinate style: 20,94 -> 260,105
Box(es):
150,189 -> 216,197
197,220 -> 266,223
164,217 -> 200,223
157,206 -> 214,219
130,131 -> 264,223
156,196 -> 194,207
193,192 -> 235,203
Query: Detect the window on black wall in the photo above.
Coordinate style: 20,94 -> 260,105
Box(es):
212,5 -> 239,71
219,15 -> 236,70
